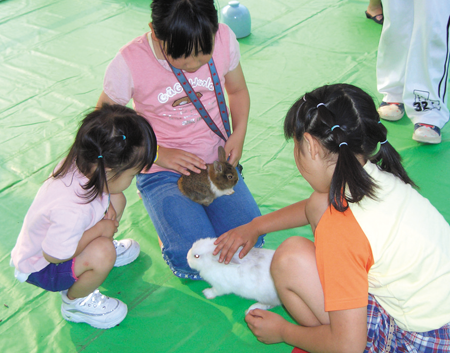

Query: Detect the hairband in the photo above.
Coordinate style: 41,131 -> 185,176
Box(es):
123,135 -> 126,140
302,96 -> 306,102
339,142 -> 348,147
380,139 -> 388,145
98,155 -> 103,159
331,125 -> 341,131
154,145 -> 160,163
317,103 -> 326,108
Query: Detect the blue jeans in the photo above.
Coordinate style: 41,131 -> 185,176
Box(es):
136,169 -> 265,280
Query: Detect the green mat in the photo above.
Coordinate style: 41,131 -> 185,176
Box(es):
1,0 -> 449,352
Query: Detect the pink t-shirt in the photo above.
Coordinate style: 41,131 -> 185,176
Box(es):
103,23 -> 240,173
11,165 -> 109,278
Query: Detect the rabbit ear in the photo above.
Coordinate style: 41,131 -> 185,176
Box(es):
218,146 -> 227,162
213,160 -> 223,173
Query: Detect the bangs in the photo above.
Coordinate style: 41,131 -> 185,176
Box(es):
164,13 -> 217,58
151,0 -> 219,59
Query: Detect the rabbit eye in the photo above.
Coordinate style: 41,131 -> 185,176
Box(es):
194,254 -> 200,258
227,174 -> 233,180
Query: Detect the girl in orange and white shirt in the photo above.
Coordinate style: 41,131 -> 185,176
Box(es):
214,83 -> 450,352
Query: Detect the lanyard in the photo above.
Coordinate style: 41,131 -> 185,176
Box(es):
161,49 -> 231,141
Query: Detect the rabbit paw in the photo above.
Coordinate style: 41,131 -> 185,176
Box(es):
224,189 -> 235,195
203,288 -> 218,299
245,303 -> 275,315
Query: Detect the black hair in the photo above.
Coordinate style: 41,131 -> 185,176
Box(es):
53,104 -> 157,203
151,0 -> 219,59
284,84 -> 416,212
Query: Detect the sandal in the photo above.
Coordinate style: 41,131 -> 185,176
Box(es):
365,11 -> 384,25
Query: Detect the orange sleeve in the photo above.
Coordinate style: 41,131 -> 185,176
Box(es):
315,206 -> 374,312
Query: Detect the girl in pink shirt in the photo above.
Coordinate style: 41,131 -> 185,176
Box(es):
11,104 -> 157,329
97,0 -> 265,279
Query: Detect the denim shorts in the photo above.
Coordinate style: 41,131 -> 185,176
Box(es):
136,169 -> 265,280
26,259 -> 78,292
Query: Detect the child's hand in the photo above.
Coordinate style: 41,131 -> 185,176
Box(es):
213,222 -> 259,263
245,309 -> 286,344
224,132 -> 244,167
156,146 -> 206,175
104,203 -> 117,220
97,219 -> 119,239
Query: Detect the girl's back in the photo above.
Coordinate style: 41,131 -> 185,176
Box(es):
12,164 -> 109,275
317,160 -> 450,332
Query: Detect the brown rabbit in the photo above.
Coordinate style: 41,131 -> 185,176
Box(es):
178,146 -> 239,206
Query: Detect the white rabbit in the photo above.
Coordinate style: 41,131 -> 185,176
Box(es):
187,237 -> 281,313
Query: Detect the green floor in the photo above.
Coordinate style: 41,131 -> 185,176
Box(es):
1,0 -> 449,352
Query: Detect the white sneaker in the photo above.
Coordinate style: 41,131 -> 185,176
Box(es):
378,102 -> 405,121
61,289 -> 127,329
412,123 -> 441,144
113,239 -> 140,267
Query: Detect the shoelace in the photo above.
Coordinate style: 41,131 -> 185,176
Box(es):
113,240 -> 123,250
79,290 -> 108,308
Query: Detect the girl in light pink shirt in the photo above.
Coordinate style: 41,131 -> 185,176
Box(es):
97,0 -> 265,279
11,104 -> 157,329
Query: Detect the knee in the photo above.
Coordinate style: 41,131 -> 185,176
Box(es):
271,236 -> 316,278
87,237 -> 116,269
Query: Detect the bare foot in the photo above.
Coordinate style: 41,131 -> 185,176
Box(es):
366,5 -> 383,18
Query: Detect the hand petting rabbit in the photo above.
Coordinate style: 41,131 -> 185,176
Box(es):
187,237 -> 281,313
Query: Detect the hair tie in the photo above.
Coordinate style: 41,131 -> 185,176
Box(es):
339,142 -> 348,147
378,121 -> 382,124
98,155 -> 103,159
123,135 -> 126,140
380,139 -> 388,145
331,125 -> 341,131
154,145 -> 160,163
302,96 -> 306,102
317,103 -> 326,108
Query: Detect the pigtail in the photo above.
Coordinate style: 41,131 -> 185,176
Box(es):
331,142 -> 377,211
286,84 -> 410,213
370,122 -> 417,188
315,103 -> 377,211
53,104 -> 157,204
81,154 -> 109,202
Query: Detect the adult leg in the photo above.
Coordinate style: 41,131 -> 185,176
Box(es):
204,169 -> 265,247
137,171 -> 219,279
376,0 -> 412,112
271,236 -> 329,327
404,0 -> 450,130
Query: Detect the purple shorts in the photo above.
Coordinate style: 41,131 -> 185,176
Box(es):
26,259 -> 78,292
366,294 -> 450,352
